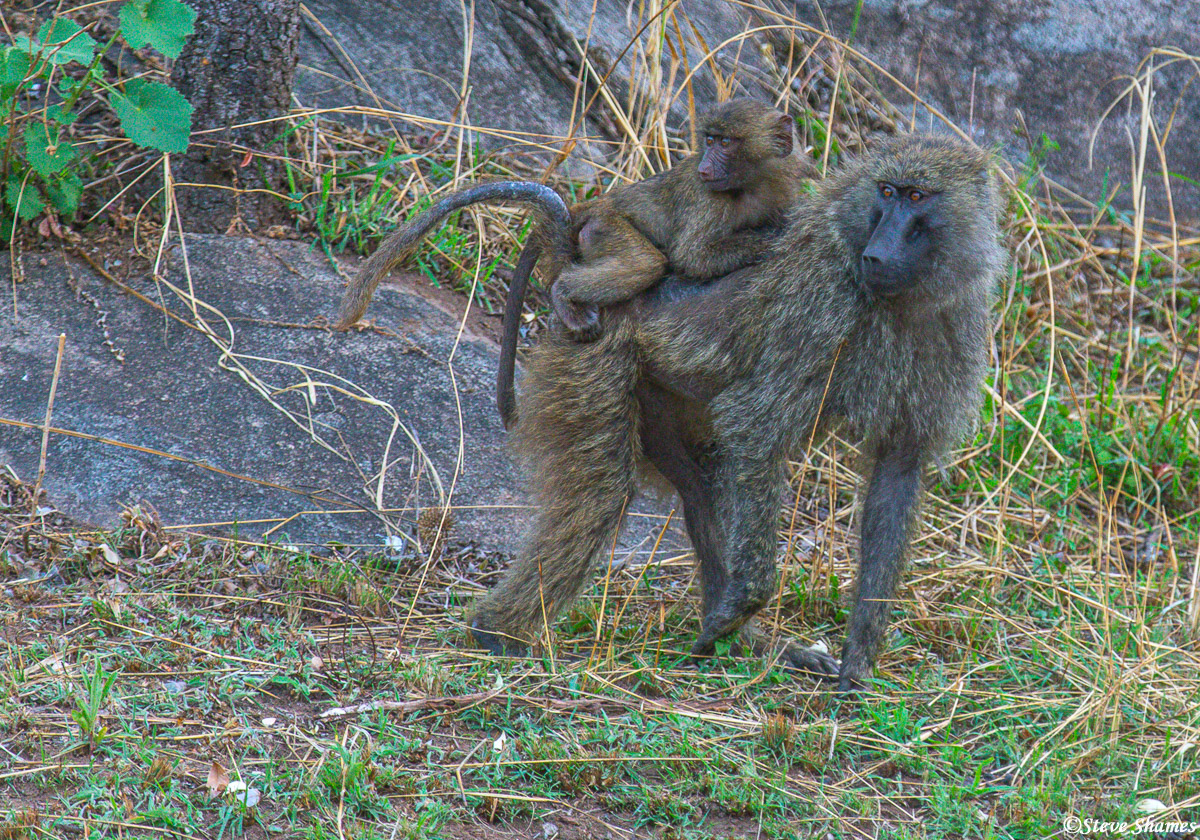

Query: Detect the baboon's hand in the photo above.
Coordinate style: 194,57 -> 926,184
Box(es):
551,282 -> 602,342
690,610 -> 756,660
692,577 -> 774,660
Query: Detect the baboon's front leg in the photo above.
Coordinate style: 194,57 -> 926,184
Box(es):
838,440 -> 925,692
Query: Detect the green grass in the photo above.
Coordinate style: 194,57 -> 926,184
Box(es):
1,505 -> 1197,838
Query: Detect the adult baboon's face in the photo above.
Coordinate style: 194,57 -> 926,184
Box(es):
857,182 -> 944,298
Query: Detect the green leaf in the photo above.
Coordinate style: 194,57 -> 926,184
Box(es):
45,104 -> 77,125
1,47 -> 33,93
46,171 -> 83,219
58,76 -> 82,97
6,179 -> 45,221
57,70 -> 101,104
118,0 -> 197,60
111,79 -> 193,153
20,18 -> 99,66
23,123 -> 77,177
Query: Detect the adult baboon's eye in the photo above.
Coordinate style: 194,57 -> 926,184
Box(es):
720,137 -> 731,147
880,183 -> 895,199
907,188 -> 925,202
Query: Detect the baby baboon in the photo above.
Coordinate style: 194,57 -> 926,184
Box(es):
498,98 -> 808,425
549,98 -> 810,320
471,134 -> 1006,692
333,99 -> 811,427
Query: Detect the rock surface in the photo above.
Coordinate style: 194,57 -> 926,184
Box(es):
296,0 -> 782,174
794,0 -> 1199,222
0,236 -> 677,559
294,0 -> 1199,220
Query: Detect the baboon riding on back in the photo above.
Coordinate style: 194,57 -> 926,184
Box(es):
470,134 -> 1006,692
335,99 -> 813,428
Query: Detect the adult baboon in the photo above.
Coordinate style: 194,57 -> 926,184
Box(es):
334,99 -> 812,427
471,134 -> 1006,691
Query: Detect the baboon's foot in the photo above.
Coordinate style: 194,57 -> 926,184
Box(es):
469,620 -> 529,656
563,305 -> 602,342
777,642 -> 840,682
550,284 -> 602,342
736,622 -> 839,682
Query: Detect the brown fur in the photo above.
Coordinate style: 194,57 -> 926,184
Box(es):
333,100 -> 812,428
471,315 -> 643,645
550,98 -> 813,309
471,135 -> 1006,692
499,98 -> 811,427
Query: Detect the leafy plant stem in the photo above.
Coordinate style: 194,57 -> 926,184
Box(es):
60,31 -> 122,113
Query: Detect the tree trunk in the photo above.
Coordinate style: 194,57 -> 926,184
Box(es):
169,0 -> 299,232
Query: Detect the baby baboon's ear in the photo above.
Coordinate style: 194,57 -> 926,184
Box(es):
773,113 -> 795,157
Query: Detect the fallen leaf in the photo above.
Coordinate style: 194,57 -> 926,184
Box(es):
206,762 -> 229,796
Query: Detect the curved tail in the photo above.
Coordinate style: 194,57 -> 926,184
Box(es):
496,240 -> 541,429
335,181 -> 572,329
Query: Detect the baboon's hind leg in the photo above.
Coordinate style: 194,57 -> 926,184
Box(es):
636,382 -> 727,615
471,319 -> 642,653
736,620 -> 840,681
687,454 -> 786,655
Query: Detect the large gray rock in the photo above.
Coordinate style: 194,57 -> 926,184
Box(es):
296,0 -> 781,173
295,0 -> 1199,219
0,236 -> 677,560
787,0 -> 1200,221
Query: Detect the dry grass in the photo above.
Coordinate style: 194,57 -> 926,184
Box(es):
1,3 -> 1199,839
